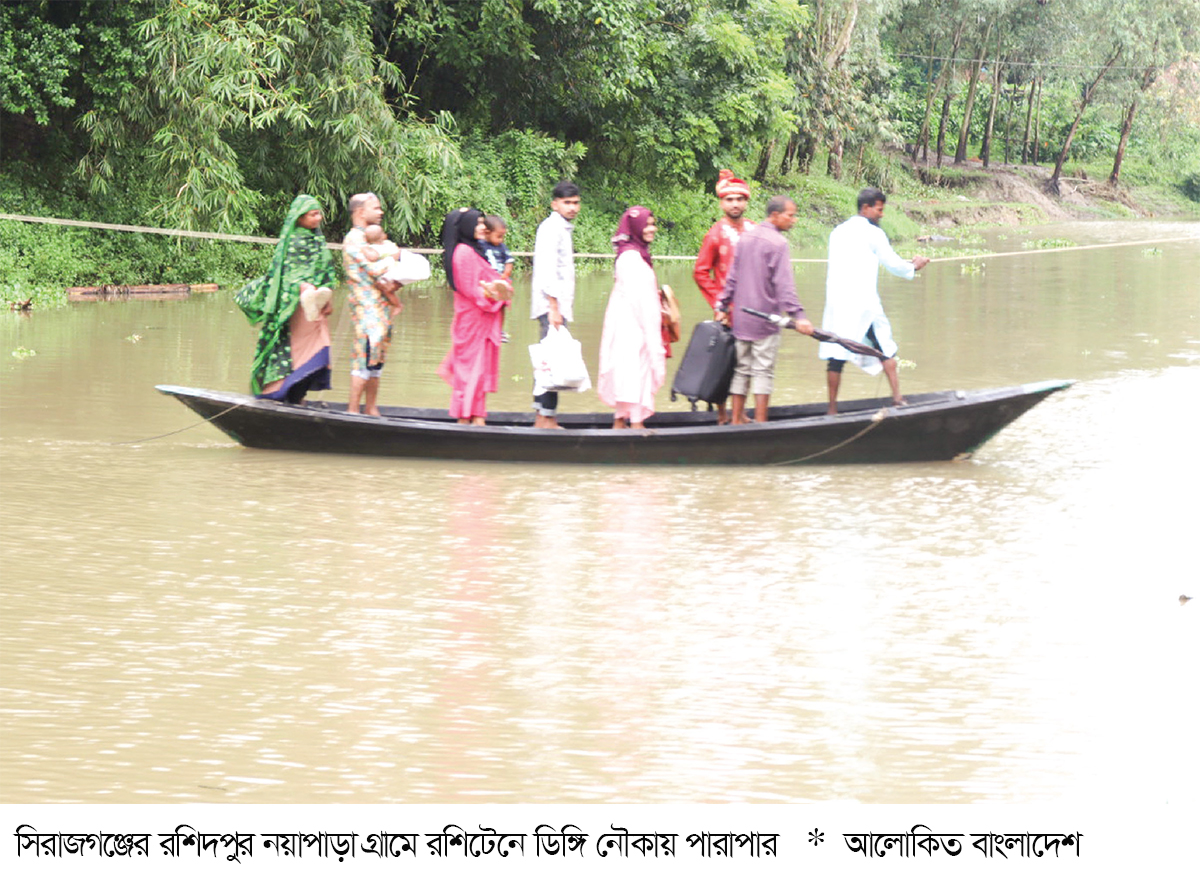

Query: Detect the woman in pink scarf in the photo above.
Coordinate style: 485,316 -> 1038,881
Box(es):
598,206 -> 666,429
437,208 -> 512,425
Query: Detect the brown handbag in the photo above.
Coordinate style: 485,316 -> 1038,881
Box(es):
659,284 -> 681,343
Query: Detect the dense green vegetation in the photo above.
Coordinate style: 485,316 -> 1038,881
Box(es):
2,0 -> 1198,306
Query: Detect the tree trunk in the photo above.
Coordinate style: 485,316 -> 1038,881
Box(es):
1021,77 -> 1037,163
1050,48 -> 1121,190
913,22 -> 965,164
982,59 -> 1005,167
913,32 -> 937,161
818,0 -> 857,183
754,140 -> 774,181
1108,99 -> 1138,187
1109,66 -> 1156,186
936,91 -> 954,167
1004,82 -> 1015,164
954,24 -> 992,164
1032,78 -> 1042,164
796,133 -> 816,173
780,132 -> 800,175
827,129 -> 844,179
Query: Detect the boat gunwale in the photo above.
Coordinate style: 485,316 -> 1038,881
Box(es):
155,379 -> 1075,439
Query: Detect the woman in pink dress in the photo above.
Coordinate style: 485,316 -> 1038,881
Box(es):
437,208 -> 512,425
598,206 -> 666,429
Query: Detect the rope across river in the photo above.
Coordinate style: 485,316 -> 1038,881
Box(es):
3,212 -> 1195,265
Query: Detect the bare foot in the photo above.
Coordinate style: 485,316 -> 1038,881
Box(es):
365,408 -> 382,417
612,418 -> 628,430
630,422 -> 645,429
892,397 -> 909,408
470,417 -> 486,426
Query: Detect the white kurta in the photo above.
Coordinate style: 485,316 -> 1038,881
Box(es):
820,215 -> 915,374
597,251 -> 666,421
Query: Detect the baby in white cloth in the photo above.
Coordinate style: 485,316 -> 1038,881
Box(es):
362,224 -> 431,304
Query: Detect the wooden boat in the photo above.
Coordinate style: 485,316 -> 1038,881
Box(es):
156,380 -> 1072,465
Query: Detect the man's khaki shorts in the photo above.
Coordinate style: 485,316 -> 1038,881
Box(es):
729,332 -> 781,396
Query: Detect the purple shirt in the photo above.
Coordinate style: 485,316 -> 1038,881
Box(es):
716,221 -> 808,341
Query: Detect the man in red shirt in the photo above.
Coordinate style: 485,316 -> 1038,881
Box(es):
693,169 -> 753,423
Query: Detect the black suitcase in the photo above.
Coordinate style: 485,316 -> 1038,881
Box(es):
671,320 -> 736,410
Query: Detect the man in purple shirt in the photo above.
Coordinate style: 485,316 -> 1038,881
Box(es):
716,196 -> 815,424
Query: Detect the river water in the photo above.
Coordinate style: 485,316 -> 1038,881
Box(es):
1,220 -> 1197,806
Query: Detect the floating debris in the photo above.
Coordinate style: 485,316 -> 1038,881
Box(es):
1022,238 -> 1075,250
68,283 -> 216,302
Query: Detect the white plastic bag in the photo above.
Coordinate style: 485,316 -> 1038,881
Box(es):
529,325 -> 591,393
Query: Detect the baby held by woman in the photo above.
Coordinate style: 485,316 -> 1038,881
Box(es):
361,224 -> 432,308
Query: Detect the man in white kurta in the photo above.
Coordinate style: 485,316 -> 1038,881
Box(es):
821,188 -> 929,414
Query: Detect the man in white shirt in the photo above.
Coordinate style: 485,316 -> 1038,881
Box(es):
821,187 -> 929,414
530,181 -> 581,429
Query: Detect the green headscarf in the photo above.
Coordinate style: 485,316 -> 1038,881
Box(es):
234,194 -> 338,394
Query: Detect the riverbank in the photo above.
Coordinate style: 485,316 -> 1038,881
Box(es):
4,154 -> 1197,310
899,158 -> 1199,228
725,152 -> 1199,256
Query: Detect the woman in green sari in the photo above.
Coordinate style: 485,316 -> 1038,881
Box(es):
234,194 -> 338,402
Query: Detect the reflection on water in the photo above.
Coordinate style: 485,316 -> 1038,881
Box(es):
1,222 -> 1197,804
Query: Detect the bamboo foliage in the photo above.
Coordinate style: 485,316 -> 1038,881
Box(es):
77,0 -> 458,236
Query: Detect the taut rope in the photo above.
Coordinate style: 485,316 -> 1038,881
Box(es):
3,212 -> 1195,263
112,401 -> 245,445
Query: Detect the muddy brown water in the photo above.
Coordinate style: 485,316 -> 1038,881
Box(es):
1,220 -> 1197,804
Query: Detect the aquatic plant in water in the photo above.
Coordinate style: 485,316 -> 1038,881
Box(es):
1021,238 -> 1075,250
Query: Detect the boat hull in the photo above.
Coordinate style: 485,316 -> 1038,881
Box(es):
156,381 -> 1073,465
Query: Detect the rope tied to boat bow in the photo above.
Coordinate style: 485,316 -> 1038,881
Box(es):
111,400 -> 247,446
772,407 -> 891,465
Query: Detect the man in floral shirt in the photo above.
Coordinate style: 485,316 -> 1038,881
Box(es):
343,192 -> 401,415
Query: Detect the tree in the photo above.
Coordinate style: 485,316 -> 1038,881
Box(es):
78,0 -> 458,236
0,0 -> 149,161
383,0 -> 806,183
910,14 -> 966,164
953,18 -> 993,163
1105,0 -> 1200,186
1048,43 -> 1122,191
0,1 -> 80,126
781,0 -> 903,179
